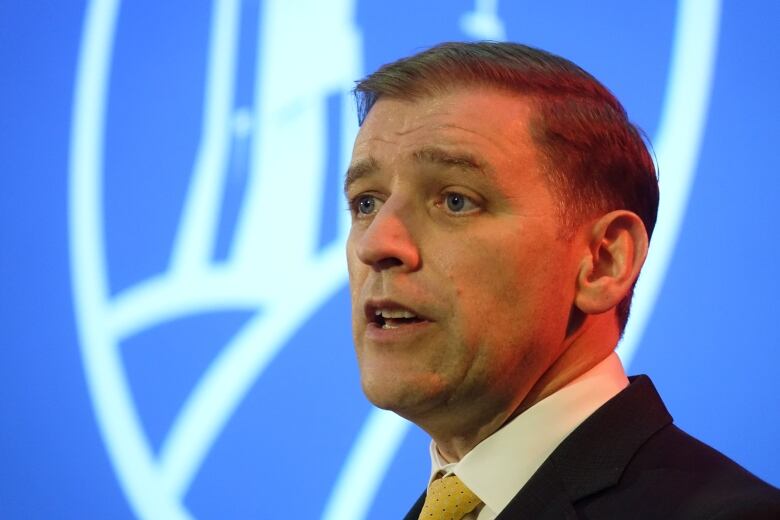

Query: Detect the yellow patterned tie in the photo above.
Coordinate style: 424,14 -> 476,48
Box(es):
418,474 -> 482,520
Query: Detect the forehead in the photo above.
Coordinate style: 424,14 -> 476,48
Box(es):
349,87 -> 541,186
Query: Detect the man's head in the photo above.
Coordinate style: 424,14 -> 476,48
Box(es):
354,42 -> 659,331
345,42 -> 658,456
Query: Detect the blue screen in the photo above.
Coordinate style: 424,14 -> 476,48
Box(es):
2,1 -> 778,518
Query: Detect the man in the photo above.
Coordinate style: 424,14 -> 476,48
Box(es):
344,42 -> 779,519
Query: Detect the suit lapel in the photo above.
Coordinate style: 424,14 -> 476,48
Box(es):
498,376 -> 672,518
403,490 -> 426,520
496,459 -> 578,519
403,377 -> 672,519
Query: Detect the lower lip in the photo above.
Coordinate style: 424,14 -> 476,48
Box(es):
364,320 -> 433,344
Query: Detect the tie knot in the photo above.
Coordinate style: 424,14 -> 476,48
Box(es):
418,474 -> 482,520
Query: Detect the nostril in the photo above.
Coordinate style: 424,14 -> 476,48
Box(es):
373,257 -> 404,271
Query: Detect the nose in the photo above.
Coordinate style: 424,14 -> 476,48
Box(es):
353,201 -> 421,272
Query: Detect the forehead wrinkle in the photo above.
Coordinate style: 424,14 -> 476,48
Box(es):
392,120 -> 430,136
412,146 -> 494,178
345,144 -> 497,196
436,122 -> 521,157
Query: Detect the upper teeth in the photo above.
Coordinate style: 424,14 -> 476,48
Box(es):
375,309 -> 417,319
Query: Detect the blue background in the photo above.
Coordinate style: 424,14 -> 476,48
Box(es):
1,1 -> 778,519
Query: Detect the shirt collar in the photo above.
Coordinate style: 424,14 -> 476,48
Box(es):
428,352 -> 629,516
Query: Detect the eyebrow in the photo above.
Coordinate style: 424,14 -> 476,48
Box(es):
344,156 -> 379,195
344,147 -> 490,194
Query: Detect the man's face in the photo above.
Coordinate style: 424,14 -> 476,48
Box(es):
345,87 -> 580,425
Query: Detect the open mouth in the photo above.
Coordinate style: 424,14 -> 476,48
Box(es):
371,308 -> 425,329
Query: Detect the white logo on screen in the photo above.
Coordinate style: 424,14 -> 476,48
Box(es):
69,1 -> 721,519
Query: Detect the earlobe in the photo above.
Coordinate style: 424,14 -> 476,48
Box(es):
574,210 -> 649,315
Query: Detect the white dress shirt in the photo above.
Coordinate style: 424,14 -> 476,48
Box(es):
427,352 -> 629,519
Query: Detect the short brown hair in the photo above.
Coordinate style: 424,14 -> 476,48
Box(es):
353,41 -> 659,332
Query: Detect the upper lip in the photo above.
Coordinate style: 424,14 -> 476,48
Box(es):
363,298 -> 431,323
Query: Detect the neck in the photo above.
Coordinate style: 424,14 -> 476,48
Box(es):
427,314 -> 619,463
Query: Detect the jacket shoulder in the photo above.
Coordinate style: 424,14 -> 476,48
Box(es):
579,423 -> 780,519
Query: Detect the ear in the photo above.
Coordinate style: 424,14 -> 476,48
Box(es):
574,210 -> 649,315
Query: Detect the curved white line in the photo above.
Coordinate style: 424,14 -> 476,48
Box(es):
617,0 -> 722,366
154,0 -> 362,499
169,0 -> 241,274
109,267 -> 265,339
70,2 -> 719,518
321,409 -> 411,520
75,0 -> 364,516
70,1 -> 192,518
157,244 -> 348,497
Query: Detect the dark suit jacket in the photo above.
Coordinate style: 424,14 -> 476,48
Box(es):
404,376 -> 780,519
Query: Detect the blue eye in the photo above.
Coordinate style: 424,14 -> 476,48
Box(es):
446,193 -> 466,212
355,195 -> 376,215
444,192 -> 477,213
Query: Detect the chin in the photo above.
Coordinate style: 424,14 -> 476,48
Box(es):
360,372 -> 446,419
360,376 -> 408,411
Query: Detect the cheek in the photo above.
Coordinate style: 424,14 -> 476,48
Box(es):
346,239 -> 363,289
345,243 -> 366,332
448,238 -> 569,341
